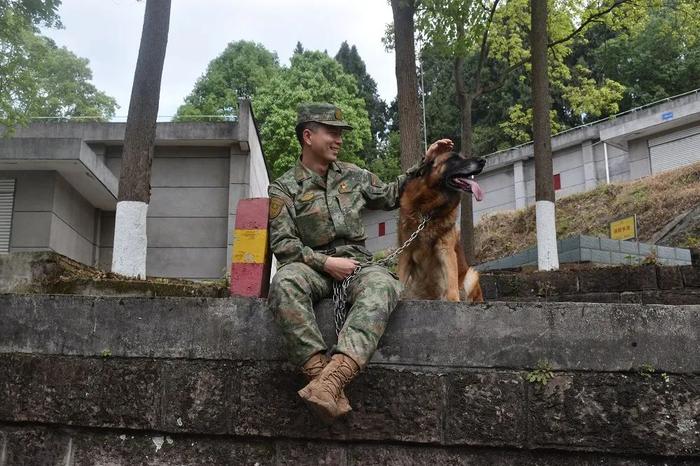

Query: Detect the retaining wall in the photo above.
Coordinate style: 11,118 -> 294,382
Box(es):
1,294 -> 699,464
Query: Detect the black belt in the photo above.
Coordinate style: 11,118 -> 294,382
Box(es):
313,239 -> 366,256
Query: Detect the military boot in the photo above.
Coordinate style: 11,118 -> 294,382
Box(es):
300,353 -> 352,415
298,353 -> 360,423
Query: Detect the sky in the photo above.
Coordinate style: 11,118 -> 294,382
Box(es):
42,0 -> 397,121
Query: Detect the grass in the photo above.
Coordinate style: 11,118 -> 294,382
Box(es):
475,162 -> 700,263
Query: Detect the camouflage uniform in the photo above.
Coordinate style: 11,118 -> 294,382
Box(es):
267,103 -> 412,369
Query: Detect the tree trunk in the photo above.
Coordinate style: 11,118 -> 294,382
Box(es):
530,0 -> 559,271
454,56 -> 476,263
112,0 -> 171,278
391,0 -> 423,170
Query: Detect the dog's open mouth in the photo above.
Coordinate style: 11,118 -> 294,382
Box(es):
449,175 -> 484,201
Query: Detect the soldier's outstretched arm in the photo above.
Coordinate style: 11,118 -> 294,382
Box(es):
361,139 -> 454,210
268,186 -> 329,272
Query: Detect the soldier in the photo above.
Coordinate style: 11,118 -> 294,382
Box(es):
267,102 -> 452,423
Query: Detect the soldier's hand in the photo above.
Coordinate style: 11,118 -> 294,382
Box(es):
323,257 -> 360,281
426,139 -> 454,161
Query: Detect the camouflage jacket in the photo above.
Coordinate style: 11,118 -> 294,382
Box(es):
268,160 -> 411,272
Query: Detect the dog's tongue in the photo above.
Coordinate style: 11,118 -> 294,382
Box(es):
465,179 -> 484,201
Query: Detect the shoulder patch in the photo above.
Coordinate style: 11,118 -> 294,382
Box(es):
269,197 -> 284,220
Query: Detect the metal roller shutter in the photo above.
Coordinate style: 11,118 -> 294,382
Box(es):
0,179 -> 16,254
648,126 -> 700,174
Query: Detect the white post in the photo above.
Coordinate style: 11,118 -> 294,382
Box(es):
112,201 -> 148,279
536,200 -> 559,271
603,141 -> 611,184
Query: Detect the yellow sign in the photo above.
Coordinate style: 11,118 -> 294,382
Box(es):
610,215 -> 637,241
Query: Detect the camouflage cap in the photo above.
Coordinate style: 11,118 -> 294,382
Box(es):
296,102 -> 353,130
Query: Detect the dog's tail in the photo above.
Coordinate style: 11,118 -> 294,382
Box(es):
463,267 -> 484,303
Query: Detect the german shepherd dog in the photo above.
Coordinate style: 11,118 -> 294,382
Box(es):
398,146 -> 486,302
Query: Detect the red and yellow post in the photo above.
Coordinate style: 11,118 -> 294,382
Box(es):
230,198 -> 272,298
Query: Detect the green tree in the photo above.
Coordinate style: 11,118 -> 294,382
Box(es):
335,41 -> 388,160
583,1 -> 700,111
174,40 -> 280,121
1,0 -> 116,130
254,50 -> 372,178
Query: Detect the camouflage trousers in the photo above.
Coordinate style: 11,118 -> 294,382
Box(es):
267,262 -> 402,369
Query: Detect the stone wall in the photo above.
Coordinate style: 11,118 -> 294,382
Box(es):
478,234 -> 693,271
1,294 -> 699,464
480,264 -> 700,304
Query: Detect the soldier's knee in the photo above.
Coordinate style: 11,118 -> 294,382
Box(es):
269,262 -> 315,297
357,267 -> 402,299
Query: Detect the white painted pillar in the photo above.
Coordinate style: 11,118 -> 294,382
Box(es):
603,142 -> 611,184
582,140 -> 597,190
513,160 -> 526,210
111,201 -> 148,279
536,200 -> 559,271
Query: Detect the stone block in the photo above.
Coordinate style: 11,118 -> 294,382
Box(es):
580,235 -> 600,250
680,266 -> 700,287
479,274 -> 498,299
590,249 -> 611,264
347,444 -> 691,465
620,241 -> 640,255
638,290 -> 700,305
600,238 -> 621,252
656,245 -> 676,260
558,250 -> 581,263
578,266 -> 656,292
528,372 -> 700,456
557,292 -> 621,303
160,360 -> 230,434
0,426 -> 67,466
581,248 -> 592,262
657,266 -> 683,290
277,440 -> 347,465
676,248 -> 692,262
444,371 -> 527,447
98,358 -> 161,430
497,273 -> 533,297
638,243 -> 656,257
611,252 -> 636,265
0,355 -> 106,426
620,292 -> 643,303
70,428 -> 276,465
557,235 -> 580,252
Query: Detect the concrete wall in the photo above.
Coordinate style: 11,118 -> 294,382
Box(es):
4,171 -> 54,253
49,175 -> 98,265
2,171 -> 97,264
102,146 -> 232,279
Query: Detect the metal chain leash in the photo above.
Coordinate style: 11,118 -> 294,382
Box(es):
333,214 -> 431,335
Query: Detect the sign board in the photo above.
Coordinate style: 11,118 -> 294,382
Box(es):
661,111 -> 674,121
610,215 -> 637,241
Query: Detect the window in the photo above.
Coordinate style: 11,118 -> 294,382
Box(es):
553,173 -> 561,191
